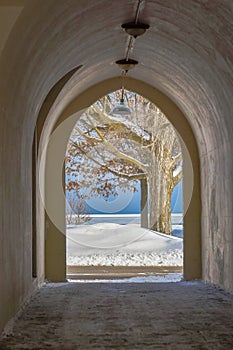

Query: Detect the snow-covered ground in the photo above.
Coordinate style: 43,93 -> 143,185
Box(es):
67,222 -> 183,266
68,274 -> 183,283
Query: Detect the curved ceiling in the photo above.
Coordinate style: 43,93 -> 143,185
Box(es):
0,0 -> 233,157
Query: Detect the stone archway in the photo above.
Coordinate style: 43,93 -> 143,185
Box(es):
37,77 -> 201,282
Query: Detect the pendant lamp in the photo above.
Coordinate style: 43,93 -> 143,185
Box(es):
111,71 -> 132,116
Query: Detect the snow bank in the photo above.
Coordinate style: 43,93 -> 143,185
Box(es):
67,223 -> 183,266
68,273 -> 183,283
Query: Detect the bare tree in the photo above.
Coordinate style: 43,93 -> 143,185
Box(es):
66,192 -> 90,225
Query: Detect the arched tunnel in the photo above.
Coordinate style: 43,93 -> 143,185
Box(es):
0,0 -> 233,345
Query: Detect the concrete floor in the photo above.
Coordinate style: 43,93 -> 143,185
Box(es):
1,281 -> 233,349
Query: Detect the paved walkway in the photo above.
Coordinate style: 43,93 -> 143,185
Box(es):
1,281 -> 233,349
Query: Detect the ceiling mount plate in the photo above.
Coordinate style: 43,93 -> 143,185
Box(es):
115,58 -> 138,71
121,22 -> 150,38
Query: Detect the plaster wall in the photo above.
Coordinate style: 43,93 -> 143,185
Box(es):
0,0 -> 233,334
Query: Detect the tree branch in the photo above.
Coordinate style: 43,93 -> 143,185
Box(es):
71,140 -> 147,181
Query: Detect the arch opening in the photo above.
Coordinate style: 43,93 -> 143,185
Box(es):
65,89 -> 184,281
36,77 -> 201,283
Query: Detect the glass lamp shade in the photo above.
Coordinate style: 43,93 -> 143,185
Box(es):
110,98 -> 132,116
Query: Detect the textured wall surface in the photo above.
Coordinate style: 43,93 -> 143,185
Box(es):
0,0 -> 233,333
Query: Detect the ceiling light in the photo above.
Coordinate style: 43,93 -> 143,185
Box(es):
121,22 -> 150,38
111,71 -> 132,116
111,99 -> 132,116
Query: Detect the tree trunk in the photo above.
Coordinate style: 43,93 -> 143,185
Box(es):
140,178 -> 148,228
149,162 -> 159,231
149,172 -> 173,235
157,182 -> 172,235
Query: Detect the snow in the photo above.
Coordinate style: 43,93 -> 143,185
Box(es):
67,223 -> 183,266
68,273 -> 183,283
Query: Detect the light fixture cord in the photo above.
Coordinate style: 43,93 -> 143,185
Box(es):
121,70 -> 126,100
125,38 -> 133,61
135,0 -> 143,24
125,0 -> 143,61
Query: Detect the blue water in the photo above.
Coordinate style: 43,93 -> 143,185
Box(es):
85,181 -> 183,215
67,177 -> 183,237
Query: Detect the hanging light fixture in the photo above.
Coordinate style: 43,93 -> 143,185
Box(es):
122,0 -> 149,38
121,22 -> 150,38
110,71 -> 132,116
110,0 -> 149,117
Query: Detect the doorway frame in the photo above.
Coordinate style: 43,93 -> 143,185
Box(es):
36,76 -> 201,282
